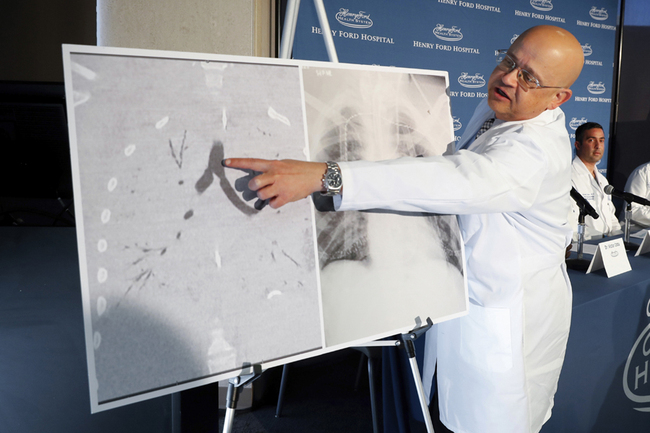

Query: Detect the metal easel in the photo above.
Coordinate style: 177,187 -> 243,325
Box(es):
356,318 -> 436,433
280,0 -> 339,62
276,3 -> 435,432
275,318 -> 437,433
221,6 -> 337,431
222,364 -> 263,433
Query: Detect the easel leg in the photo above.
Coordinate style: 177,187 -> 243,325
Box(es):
171,392 -> 181,433
278,0 -> 338,62
403,339 -> 435,433
367,354 -> 380,433
222,378 -> 240,433
312,0 -> 339,62
222,369 -> 261,433
275,363 -> 291,418
279,0 -> 301,59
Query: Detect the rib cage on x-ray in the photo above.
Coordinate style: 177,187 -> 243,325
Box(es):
306,70 -> 463,274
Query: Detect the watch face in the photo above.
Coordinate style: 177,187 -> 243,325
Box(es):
327,172 -> 342,188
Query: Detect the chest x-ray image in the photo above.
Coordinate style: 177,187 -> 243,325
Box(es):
302,67 -> 467,347
64,45 -> 467,412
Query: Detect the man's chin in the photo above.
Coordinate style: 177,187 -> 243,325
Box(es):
487,97 -> 507,118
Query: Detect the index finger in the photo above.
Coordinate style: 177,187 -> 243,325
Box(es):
222,158 -> 273,173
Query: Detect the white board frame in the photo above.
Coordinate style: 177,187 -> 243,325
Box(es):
62,44 -> 468,413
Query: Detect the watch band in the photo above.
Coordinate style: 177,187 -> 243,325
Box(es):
321,161 -> 342,196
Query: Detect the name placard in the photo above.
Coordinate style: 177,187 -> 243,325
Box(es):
586,237 -> 632,277
635,232 -> 650,257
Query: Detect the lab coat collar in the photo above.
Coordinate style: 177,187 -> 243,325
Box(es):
456,99 -> 564,152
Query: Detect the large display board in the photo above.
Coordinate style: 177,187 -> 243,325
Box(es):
293,0 -> 619,174
62,45 -> 467,412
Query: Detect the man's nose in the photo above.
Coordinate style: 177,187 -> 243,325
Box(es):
502,68 -> 520,87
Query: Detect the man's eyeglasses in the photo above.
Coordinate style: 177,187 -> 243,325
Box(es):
495,49 -> 563,90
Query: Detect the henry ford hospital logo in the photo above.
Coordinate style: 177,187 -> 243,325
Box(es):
458,73 -> 486,88
530,0 -> 553,12
623,300 -> 650,411
453,117 -> 462,131
582,43 -> 593,56
335,9 -> 373,28
587,81 -> 606,95
433,24 -> 463,42
570,117 -> 587,130
590,7 -> 608,21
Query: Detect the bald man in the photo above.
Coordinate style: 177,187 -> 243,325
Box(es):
225,25 -> 583,433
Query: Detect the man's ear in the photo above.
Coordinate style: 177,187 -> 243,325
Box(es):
547,89 -> 573,110
574,140 -> 581,152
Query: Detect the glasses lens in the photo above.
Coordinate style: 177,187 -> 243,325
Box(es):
519,70 -> 539,89
496,53 -> 541,89
498,55 -> 515,72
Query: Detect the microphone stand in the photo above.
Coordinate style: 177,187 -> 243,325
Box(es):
623,201 -> 637,251
604,186 -> 647,250
566,210 -> 591,271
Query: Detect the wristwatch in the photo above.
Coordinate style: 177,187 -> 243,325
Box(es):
321,161 -> 342,196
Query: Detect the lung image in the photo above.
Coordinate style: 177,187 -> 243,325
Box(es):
302,66 -> 466,347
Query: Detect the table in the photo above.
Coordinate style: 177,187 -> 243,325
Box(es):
385,238 -> 650,433
541,241 -> 650,432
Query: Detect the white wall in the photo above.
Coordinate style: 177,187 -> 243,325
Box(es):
97,0 -> 274,57
0,0 -> 273,82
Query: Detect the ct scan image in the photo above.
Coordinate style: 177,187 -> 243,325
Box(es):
68,52 -> 322,404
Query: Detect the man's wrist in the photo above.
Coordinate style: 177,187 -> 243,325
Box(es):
321,161 -> 343,196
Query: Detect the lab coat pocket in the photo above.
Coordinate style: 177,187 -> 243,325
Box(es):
460,303 -> 513,373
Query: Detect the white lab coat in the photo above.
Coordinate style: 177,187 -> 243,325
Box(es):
570,156 -> 622,240
624,162 -> 650,227
336,99 -> 573,433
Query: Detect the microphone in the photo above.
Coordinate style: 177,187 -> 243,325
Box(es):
603,185 -> 650,206
570,187 -> 599,219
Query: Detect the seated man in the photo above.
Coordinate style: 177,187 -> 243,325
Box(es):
624,161 -> 650,227
570,121 -> 621,240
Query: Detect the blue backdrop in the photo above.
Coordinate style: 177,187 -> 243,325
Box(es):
292,0 -> 619,174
